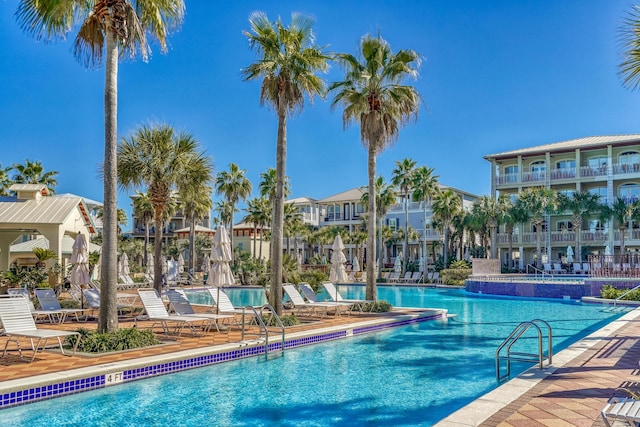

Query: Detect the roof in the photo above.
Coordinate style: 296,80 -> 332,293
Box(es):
10,236 -> 101,255
318,187 -> 365,203
484,134 -> 640,160
287,196 -> 318,204
0,195 -> 95,233
174,225 -> 216,234
56,193 -> 103,208
9,184 -> 49,195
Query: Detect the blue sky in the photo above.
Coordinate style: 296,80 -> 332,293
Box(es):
2,0 -> 640,222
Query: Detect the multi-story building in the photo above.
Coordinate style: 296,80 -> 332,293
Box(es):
485,134 -> 640,267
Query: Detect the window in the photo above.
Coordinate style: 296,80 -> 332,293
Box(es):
619,151 -> 640,165
557,189 -> 574,198
556,160 -> 575,169
504,165 -> 518,175
386,218 -> 399,230
587,156 -> 607,169
327,205 -> 334,220
619,183 -> 640,204
556,221 -> 573,232
530,161 -> 545,173
588,220 -> 607,232
532,220 -> 548,233
588,187 -> 607,203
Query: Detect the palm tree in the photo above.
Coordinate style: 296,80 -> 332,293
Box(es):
179,185 -> 213,275
243,12 -> 329,315
16,0 -> 185,333
474,194 -> 510,259
12,159 -> 58,193
412,166 -> 439,272
619,5 -> 640,91
432,189 -> 462,266
605,198 -> 639,258
118,124 -> 213,293
361,177 -> 397,278
0,164 -> 14,196
503,202 -> 528,269
391,158 -> 417,273
96,207 -> 128,234
259,167 -> 291,204
132,191 -> 155,268
214,200 -> 237,231
244,197 -> 270,259
330,35 -> 421,300
215,163 -> 252,252
517,187 -> 557,268
557,191 -> 603,263
283,203 -> 303,255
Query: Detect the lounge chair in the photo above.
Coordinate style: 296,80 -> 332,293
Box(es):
137,288 -> 211,337
582,262 -> 591,275
552,263 -> 566,274
397,271 -> 413,283
298,283 -> 352,315
34,289 -> 87,323
204,287 -> 257,329
543,263 -> 552,274
82,289 -> 139,317
0,295 -> 81,362
321,282 -> 374,312
284,284 -> 346,318
601,396 -> 640,427
387,272 -> 400,283
572,263 -> 583,274
431,271 -> 441,284
166,289 -> 233,333
6,288 -> 58,323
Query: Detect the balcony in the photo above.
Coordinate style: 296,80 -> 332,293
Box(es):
613,163 -> 640,175
549,168 -> 576,181
521,171 -> 545,183
496,174 -> 518,185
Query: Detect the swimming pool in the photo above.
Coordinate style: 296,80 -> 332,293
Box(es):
0,288 -> 624,426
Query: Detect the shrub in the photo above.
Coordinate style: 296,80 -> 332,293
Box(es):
66,327 -> 161,353
600,284 -> 640,301
261,313 -> 300,327
353,300 -> 392,313
440,268 -> 472,286
59,299 -> 80,309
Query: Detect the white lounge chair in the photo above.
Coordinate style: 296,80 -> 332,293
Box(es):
204,287 -> 257,329
298,283 -> 352,316
321,282 -> 374,312
284,284 -> 346,318
82,289 -> 139,317
552,263 -> 566,274
167,289 -> 233,333
7,288 -> 58,323
601,396 -> 640,427
572,263 -> 583,274
34,289 -> 87,323
397,271 -> 413,283
137,288 -> 211,337
0,295 -> 81,362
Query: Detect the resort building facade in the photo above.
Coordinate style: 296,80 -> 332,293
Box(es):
485,134 -> 640,268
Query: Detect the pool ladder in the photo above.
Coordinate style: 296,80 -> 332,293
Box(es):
495,319 -> 552,382
241,304 -> 285,355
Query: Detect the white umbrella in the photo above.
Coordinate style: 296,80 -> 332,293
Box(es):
162,255 -> 168,275
70,234 -> 91,309
352,256 -> 360,272
329,235 -> 348,284
121,252 -> 130,276
201,253 -> 210,273
207,226 -> 234,312
566,246 -> 574,264
146,253 -> 154,276
91,248 -> 101,281
177,253 -> 185,274
394,253 -> 403,273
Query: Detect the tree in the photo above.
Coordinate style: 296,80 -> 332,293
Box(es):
619,5 -> 640,91
411,166 -> 439,273
215,163 -> 252,252
0,164 -> 14,196
330,35 -> 421,300
118,124 -> 213,293
361,177 -> 397,278
474,194 -> 510,259
432,189 -> 462,266
214,200 -> 237,230
557,191 -> 603,263
16,0 -> 185,333
391,158 -> 417,274
503,202 -> 529,269
604,197 -> 639,258
132,191 -> 155,268
244,197 -> 271,259
96,207 -> 128,234
179,185 -> 213,275
243,12 -> 329,315
517,187 -> 557,268
12,159 -> 58,194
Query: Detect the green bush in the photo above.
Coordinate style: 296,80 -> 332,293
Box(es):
261,313 -> 300,327
440,268 -> 472,286
59,299 -> 80,309
600,284 -> 640,301
66,327 -> 161,353
353,300 -> 392,313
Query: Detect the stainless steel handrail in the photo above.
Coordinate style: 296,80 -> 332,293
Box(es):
613,284 -> 640,308
496,319 -> 552,382
240,304 -> 285,355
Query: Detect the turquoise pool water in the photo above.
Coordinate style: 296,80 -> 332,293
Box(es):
0,288 -> 624,426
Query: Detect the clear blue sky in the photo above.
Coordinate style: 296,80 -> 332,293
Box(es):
2,0 -> 640,221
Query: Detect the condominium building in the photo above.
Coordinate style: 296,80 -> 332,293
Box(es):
485,134 -> 640,267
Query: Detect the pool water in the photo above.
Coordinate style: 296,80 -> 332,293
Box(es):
0,288 -> 624,426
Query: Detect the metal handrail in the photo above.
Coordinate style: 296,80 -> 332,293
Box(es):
526,264 -> 553,279
240,304 -> 285,355
613,284 -> 640,308
496,319 -> 553,382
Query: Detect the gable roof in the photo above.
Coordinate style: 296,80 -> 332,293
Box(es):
0,195 -> 95,233
484,134 -> 640,160
10,236 -> 101,254
318,187 -> 365,203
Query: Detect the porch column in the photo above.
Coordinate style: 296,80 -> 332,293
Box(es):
0,232 -> 22,270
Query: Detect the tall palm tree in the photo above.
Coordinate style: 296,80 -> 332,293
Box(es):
431,189 -> 462,266
412,166 -> 439,272
330,35 -> 421,300
0,164 -> 13,196
391,158 -> 417,273
12,159 -> 58,193
214,200 -> 238,231
503,201 -> 528,269
474,194 -> 510,259
118,124 -> 213,293
16,0 -> 185,333
243,12 -> 329,314
517,187 -> 557,268
179,185 -> 213,275
244,197 -> 270,259
604,197 -> 639,258
361,177 -> 397,278
215,163 -> 252,252
557,191 -> 603,263
96,207 -> 128,234
619,5 -> 640,91
132,191 -> 155,268
283,203 -> 303,255
259,167 -> 291,203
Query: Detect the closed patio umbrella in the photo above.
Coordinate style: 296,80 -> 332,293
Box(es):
177,253 -> 185,274
352,256 -> 360,272
121,252 -> 130,276
70,234 -> 91,308
566,246 -> 574,264
394,253 -> 403,273
91,248 -> 101,282
207,226 -> 234,312
329,235 -> 348,283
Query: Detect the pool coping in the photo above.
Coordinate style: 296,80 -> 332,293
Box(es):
433,306 -> 640,426
0,308 -> 447,409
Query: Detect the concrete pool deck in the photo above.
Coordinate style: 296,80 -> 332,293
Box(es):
1,303 -> 639,426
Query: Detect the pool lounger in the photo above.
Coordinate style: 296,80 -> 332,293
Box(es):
601,396 -> 640,427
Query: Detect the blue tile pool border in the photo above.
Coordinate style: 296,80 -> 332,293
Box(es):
0,311 -> 443,410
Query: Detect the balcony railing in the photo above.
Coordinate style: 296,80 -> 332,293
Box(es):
549,168 -> 576,180
521,171 -> 545,183
496,174 -> 518,185
613,163 -> 640,175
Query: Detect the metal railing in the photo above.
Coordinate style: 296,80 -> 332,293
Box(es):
496,319 -> 552,382
241,304 -> 285,355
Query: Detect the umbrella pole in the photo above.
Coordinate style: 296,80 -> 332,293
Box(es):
217,286 -> 220,314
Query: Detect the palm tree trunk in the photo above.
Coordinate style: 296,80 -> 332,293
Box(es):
189,216 -> 196,276
489,222 -> 497,259
253,224 -> 257,258
144,219 -> 150,267
507,225 -> 514,269
153,210 -> 164,293
98,33 -> 119,334
403,193 -> 409,274
443,226 -> 449,266
270,105 -> 286,315
367,145 -> 377,301
536,223 -> 542,269
229,202 -> 235,260
377,215 -> 384,280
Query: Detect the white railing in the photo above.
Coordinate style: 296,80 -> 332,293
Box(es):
521,171 -> 545,183
549,168 -> 576,180
579,165 -> 607,178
